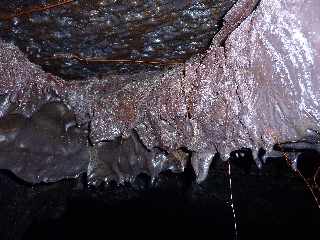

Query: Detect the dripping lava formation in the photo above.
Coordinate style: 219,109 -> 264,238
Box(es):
0,0 -> 319,205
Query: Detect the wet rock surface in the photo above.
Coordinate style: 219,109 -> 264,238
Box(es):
0,100 -> 190,184
88,131 -> 188,185
0,1 -> 319,239
0,0 -> 236,80
1,0 -> 320,187
0,102 -> 89,183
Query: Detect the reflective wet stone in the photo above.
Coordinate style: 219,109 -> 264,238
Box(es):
0,0 -> 236,80
0,102 -> 89,183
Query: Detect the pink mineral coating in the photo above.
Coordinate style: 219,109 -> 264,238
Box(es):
1,0 -> 319,182
70,0 -> 319,160
0,42 -> 65,117
223,0 -> 320,155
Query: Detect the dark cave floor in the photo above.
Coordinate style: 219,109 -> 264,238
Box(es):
0,153 -> 319,240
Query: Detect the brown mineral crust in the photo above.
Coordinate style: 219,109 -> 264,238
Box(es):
183,47 -> 229,152
1,0 -> 320,184
0,40 -> 65,118
212,0 -> 260,45
74,0 -> 320,163
224,0 -> 320,154
0,1 -> 259,155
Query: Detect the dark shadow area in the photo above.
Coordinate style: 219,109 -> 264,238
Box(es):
0,153 -> 319,240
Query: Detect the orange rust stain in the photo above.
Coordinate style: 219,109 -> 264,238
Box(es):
117,97 -> 136,124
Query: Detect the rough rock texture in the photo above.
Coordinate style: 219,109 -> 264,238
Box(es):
222,0 -> 320,156
65,0 -> 320,164
0,0 -> 320,185
0,40 -> 64,118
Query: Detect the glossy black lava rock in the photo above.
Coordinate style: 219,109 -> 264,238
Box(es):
0,0 -> 236,80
